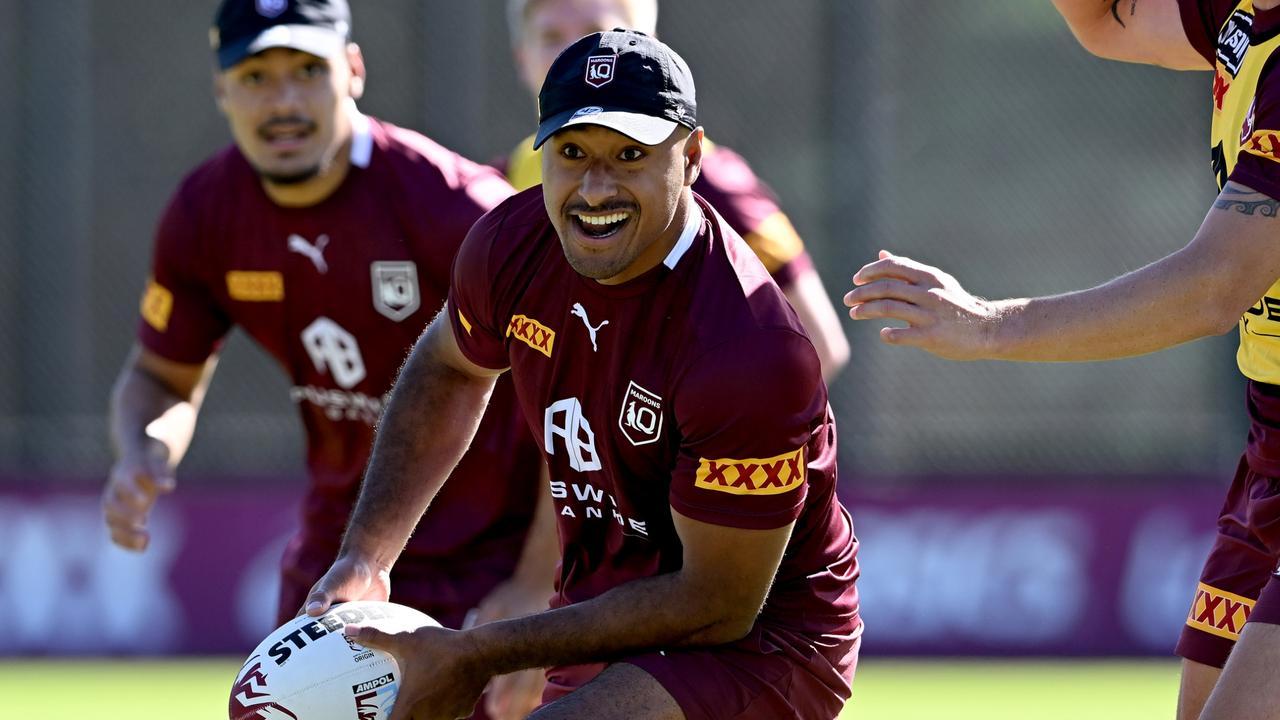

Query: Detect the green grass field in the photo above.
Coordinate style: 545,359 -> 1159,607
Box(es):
0,658 -> 1179,719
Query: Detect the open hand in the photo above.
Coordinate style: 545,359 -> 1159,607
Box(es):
102,438 -> 175,551
845,250 -> 998,361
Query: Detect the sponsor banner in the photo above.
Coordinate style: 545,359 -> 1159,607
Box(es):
0,483 -> 299,655
0,477 -> 1223,656
842,479 -> 1220,656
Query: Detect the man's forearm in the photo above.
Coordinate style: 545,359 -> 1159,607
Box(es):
340,323 -> 497,570
989,246 -> 1232,362
110,364 -> 197,465
466,570 -> 749,677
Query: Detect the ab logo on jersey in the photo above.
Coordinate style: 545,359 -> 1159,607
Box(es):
370,261 -> 420,322
302,317 -> 367,389
545,398 -> 601,472
1187,582 -> 1254,641
618,381 -> 663,446
585,55 -> 616,88
695,447 -> 805,496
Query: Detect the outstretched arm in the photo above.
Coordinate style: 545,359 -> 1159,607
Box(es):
844,182 -> 1280,361
103,345 -> 215,551
1052,0 -> 1209,69
305,308 -> 504,612
349,510 -> 794,720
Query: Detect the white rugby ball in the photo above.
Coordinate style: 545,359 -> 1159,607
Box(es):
229,600 -> 439,720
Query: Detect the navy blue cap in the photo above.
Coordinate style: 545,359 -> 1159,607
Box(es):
535,29 -> 697,149
210,0 -> 351,70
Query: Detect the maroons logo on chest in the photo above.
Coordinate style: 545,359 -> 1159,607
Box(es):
370,261 -> 420,322
618,381 -> 663,446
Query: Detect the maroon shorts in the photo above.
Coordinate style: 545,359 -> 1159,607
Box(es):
1176,455 -> 1280,667
542,622 -> 861,720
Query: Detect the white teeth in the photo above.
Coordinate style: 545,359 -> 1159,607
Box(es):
576,212 -> 629,226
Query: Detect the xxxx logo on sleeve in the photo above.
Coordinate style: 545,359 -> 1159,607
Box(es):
695,447 -> 805,496
1243,128 -> 1280,163
140,277 -> 173,332
1186,582 -> 1255,641
507,314 -> 555,357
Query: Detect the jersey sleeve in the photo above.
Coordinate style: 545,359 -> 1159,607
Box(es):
447,203 -> 514,370
693,145 -> 811,288
1178,0 -> 1234,67
136,189 -> 231,364
1230,55 -> 1280,200
414,161 -> 515,297
668,329 -> 825,530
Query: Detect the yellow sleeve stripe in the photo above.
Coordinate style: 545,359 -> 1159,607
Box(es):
694,447 -> 805,496
1186,582 -> 1255,641
1244,130 -> 1280,164
458,308 -> 473,335
742,211 -> 805,274
506,134 -> 544,192
140,278 -> 173,332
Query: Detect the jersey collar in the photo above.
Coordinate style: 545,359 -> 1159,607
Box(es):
661,200 -> 703,270
348,100 -> 373,169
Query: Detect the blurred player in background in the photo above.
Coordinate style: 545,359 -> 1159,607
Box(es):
846,1 -> 1280,718
101,4 -> 554,714
307,30 -> 861,720
499,0 -> 850,382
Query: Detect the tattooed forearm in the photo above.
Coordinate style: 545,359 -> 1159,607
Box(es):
1213,183 -> 1280,217
1110,0 -> 1137,28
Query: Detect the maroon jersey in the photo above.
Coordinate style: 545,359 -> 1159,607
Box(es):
137,113 -> 542,613
447,187 -> 860,638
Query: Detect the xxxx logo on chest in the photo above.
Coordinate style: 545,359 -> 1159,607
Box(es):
695,447 -> 805,496
508,314 -> 555,357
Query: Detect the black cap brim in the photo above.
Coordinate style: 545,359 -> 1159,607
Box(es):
533,107 -> 679,150
217,24 -> 347,70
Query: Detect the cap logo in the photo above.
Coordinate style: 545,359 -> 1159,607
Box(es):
256,0 -> 288,18
585,56 -> 616,88
571,106 -> 604,119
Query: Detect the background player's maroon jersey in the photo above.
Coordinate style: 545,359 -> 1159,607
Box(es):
448,187 -> 860,638
137,113 -> 542,625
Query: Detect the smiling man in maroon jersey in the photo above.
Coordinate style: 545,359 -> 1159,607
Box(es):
500,0 -> 850,384
101,0 -> 554,688
306,29 -> 861,720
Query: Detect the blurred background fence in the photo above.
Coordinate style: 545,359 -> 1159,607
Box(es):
0,1 -> 1236,656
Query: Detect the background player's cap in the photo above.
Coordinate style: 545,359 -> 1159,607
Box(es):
534,29 -> 697,150
211,0 -> 351,71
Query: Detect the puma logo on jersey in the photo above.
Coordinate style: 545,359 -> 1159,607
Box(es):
570,302 -> 608,352
288,233 -> 330,274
